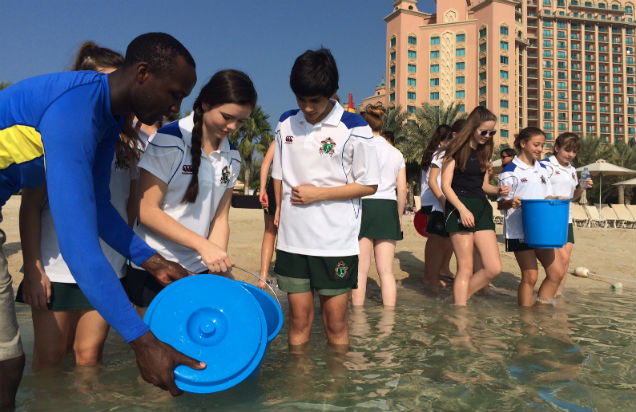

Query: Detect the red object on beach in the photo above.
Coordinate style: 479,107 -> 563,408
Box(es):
414,209 -> 428,237
347,93 -> 355,113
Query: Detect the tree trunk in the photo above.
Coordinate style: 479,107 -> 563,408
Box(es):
243,161 -> 252,195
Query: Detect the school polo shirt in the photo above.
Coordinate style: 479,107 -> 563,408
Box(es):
272,101 -> 379,257
363,136 -> 405,201
498,156 -> 553,240
134,113 -> 241,273
541,155 -> 577,223
420,149 -> 445,212
0,71 -> 155,343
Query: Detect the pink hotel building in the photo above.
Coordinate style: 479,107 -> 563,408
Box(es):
363,0 -> 636,150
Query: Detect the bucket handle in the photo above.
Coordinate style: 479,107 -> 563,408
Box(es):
232,266 -> 281,308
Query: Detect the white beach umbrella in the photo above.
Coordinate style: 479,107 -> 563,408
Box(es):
576,159 -> 636,210
613,178 -> 636,204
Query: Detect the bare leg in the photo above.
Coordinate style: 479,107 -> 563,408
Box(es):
373,239 -> 397,307
319,293 -> 350,346
31,309 -> 78,369
287,291 -> 315,347
0,355 -> 25,411
351,237 -> 373,306
535,249 -> 564,303
73,310 -> 110,366
555,242 -> 573,296
449,232 -> 475,306
469,230 -> 502,297
424,234 -> 452,293
259,214 -> 278,287
515,250 -> 540,307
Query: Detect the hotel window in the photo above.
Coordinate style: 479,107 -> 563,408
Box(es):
390,52 -> 396,61
501,99 -> 509,108
408,50 -> 417,59
500,41 -> 509,50
390,93 -> 395,102
456,33 -> 466,42
430,78 -> 439,86
500,26 -> 509,35
390,65 -> 395,74
458,104 -> 466,112
544,91 -> 552,98
544,0 -> 551,5
456,76 -> 465,84
557,41 -> 567,48
408,36 -> 417,45
456,90 -> 466,98
501,70 -> 509,79
501,115 -> 509,123
558,72 -> 566,79
545,101 -> 553,109
545,80 -> 553,88
558,92 -> 567,99
544,21 -> 553,28
431,36 -> 440,45
500,85 -> 509,93
544,70 -> 553,78
479,57 -> 487,66
430,64 -> 439,72
627,6 -> 633,13
558,102 -> 567,110
390,37 -> 396,47
559,123 -> 567,131
456,62 -> 465,70
479,27 -> 487,38
430,50 -> 440,59
390,79 -> 395,88
430,92 -> 439,100
500,56 -> 509,64
480,86 -> 487,95
408,64 -> 417,72
408,78 -> 416,86
543,40 -> 552,48
407,105 -> 416,113
480,43 -> 487,52
479,72 -> 487,81
545,112 -> 553,120
456,48 -> 466,56
544,122 -> 553,130
557,51 -> 566,59
501,130 -> 509,137
557,31 -> 566,39
544,29 -> 552,38
544,50 -> 553,57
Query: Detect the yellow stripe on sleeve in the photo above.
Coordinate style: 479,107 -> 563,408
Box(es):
0,125 -> 44,169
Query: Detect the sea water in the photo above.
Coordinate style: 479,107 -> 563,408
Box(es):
14,285 -> 635,412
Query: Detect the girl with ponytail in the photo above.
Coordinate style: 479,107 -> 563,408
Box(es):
126,69 -> 257,310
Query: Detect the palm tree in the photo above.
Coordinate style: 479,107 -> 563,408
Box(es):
382,105 -> 409,142
228,105 -> 273,194
0,82 -> 11,91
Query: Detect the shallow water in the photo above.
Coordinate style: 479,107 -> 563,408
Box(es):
14,285 -> 636,412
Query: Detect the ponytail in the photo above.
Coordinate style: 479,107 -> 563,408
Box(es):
182,106 -> 204,203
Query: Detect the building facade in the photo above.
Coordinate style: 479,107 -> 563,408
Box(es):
363,0 -> 636,149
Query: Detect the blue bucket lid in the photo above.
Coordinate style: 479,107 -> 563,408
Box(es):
238,282 -> 283,343
144,275 -> 267,393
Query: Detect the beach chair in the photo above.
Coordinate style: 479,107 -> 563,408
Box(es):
571,203 -> 589,227
414,196 -> 421,212
489,200 -> 504,224
583,204 -> 605,228
600,205 -> 619,228
626,204 -> 636,220
611,204 -> 636,229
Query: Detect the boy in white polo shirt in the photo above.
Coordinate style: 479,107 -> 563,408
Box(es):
272,48 -> 379,348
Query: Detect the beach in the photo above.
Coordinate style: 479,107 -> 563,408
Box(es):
5,195 -> 635,293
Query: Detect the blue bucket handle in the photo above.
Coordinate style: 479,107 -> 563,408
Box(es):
232,266 -> 281,308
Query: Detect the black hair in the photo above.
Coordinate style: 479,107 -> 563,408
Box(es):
73,41 -> 124,71
124,32 -> 195,76
500,148 -> 516,158
290,48 -> 339,98
421,124 -> 452,172
514,127 -> 546,152
182,70 -> 257,203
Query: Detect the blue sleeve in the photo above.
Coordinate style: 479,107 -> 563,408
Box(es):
39,94 -> 150,343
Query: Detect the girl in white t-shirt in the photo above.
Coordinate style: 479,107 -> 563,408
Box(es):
351,104 -> 406,307
17,43 -> 140,368
540,133 -> 592,295
498,127 -> 564,306
125,70 -> 256,310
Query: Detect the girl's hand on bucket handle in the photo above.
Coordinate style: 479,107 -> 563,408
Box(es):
200,242 -> 234,273
130,331 -> 206,397
511,197 -> 522,209
142,253 -> 191,286
459,208 -> 475,228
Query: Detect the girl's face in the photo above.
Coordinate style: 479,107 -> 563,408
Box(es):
201,102 -> 253,140
555,145 -> 577,165
472,120 -> 497,146
520,134 -> 546,160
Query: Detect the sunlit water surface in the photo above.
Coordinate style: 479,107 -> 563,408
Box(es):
14,285 -> 636,412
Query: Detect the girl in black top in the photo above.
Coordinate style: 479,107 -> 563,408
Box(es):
441,106 -> 509,306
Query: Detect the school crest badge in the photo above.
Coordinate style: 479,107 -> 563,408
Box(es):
320,137 -> 336,157
220,166 -> 231,184
540,175 -> 547,184
521,178 -> 528,183
334,261 -> 349,279
572,172 -> 576,180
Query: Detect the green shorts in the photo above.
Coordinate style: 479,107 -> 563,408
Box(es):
420,205 -> 433,215
567,223 -> 574,244
445,197 -> 495,233
426,210 -> 449,237
274,250 -> 357,296
16,281 -> 96,311
359,199 -> 403,240
505,238 -> 534,253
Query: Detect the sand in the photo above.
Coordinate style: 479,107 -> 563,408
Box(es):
3,195 -> 635,293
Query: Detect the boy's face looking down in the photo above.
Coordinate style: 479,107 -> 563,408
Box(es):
296,95 -> 334,125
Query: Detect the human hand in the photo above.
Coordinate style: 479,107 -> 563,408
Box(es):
141,253 -> 191,286
459,208 -> 475,228
199,241 -> 234,274
584,178 -> 593,189
274,208 -> 280,227
22,262 -> 51,310
130,331 -> 206,396
499,185 -> 510,197
259,191 -> 268,209
291,184 -> 323,205
511,197 -> 523,209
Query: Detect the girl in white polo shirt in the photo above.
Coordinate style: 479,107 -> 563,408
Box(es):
498,127 -> 564,306
540,132 -> 593,295
125,70 -> 256,309
351,104 -> 406,307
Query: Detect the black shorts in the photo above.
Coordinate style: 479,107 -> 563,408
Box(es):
122,265 -> 164,308
445,197 -> 495,233
505,238 -> 534,253
265,178 -> 276,216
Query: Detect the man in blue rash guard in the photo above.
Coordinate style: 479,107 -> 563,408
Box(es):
0,33 -> 206,406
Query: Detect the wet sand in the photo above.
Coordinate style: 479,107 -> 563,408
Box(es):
4,195 -> 635,293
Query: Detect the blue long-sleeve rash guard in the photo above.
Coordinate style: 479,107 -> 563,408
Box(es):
0,71 -> 155,342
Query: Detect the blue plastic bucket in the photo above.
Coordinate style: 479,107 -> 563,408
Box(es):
521,199 -> 570,249
143,275 -> 282,394
238,282 -> 283,344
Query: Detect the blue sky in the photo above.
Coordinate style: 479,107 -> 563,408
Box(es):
1,0 -> 435,124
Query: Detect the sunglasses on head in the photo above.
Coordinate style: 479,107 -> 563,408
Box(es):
480,130 -> 497,137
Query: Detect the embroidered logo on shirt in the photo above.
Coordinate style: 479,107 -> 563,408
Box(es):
182,165 -> 194,174
319,137 -> 336,157
285,135 -> 294,144
334,261 -> 349,279
555,171 -> 561,175
521,178 -> 528,183
572,172 -> 576,180
541,175 -> 547,184
220,166 -> 231,184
